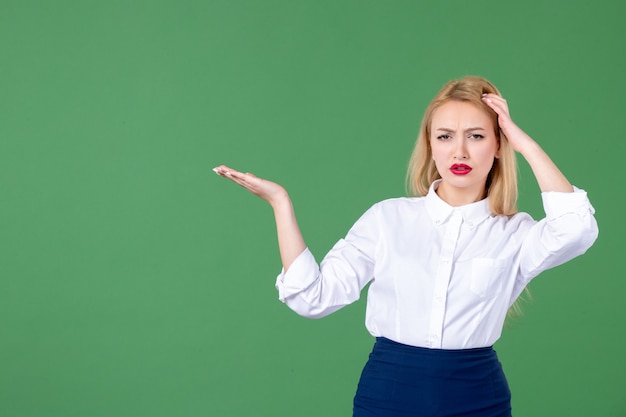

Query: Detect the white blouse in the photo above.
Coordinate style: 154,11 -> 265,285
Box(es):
275,180 -> 598,349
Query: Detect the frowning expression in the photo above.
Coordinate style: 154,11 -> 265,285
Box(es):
430,100 -> 500,205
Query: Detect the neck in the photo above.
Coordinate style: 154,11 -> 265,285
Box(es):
435,182 -> 486,207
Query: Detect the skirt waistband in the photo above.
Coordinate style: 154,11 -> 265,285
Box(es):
372,337 -> 496,370
375,337 -> 494,356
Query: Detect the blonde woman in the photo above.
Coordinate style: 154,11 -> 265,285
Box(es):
214,76 -> 598,416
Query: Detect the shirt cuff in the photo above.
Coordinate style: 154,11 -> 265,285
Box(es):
541,186 -> 595,218
275,248 -> 319,302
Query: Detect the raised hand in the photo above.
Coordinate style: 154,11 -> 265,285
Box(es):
481,93 -> 535,154
213,165 -> 289,208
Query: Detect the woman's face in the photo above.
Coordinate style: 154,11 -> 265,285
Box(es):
429,100 -> 500,206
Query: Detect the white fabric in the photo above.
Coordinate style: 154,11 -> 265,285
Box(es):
275,180 -> 598,349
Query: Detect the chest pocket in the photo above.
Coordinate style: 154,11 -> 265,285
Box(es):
470,258 -> 506,299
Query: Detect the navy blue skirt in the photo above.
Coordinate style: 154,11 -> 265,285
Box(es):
353,338 -> 511,417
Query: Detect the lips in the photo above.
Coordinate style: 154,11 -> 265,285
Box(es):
450,164 -> 472,175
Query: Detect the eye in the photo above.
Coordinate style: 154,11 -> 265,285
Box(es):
469,133 -> 485,140
436,134 -> 451,140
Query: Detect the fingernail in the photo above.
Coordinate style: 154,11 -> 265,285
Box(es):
482,93 -> 487,97
212,167 -> 219,174
225,171 -> 232,177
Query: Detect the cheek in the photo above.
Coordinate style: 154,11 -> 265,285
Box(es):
488,147 -> 500,161
475,143 -> 499,161
432,151 -> 448,165
430,143 -> 443,161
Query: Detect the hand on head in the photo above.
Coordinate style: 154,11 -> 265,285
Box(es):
481,94 -> 535,154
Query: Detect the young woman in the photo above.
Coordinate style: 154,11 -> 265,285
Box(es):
213,76 -> 598,417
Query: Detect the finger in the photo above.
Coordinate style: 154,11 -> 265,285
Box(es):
222,174 -> 253,192
226,171 -> 263,192
213,165 -> 244,178
212,165 -> 230,176
212,165 -> 266,193
228,170 -> 254,181
482,94 -> 508,108
481,93 -> 505,101
482,97 -> 510,117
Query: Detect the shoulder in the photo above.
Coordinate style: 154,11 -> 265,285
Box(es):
489,210 -> 537,233
356,197 -> 427,227
370,196 -> 426,213
509,210 -> 536,223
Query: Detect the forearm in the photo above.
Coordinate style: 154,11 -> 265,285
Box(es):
271,195 -> 307,272
518,138 -> 573,193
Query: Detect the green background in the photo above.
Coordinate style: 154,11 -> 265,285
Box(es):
1,1 -> 624,416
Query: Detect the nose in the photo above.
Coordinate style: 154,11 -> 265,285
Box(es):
454,139 -> 468,160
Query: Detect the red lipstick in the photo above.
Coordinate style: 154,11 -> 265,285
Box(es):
450,164 -> 472,175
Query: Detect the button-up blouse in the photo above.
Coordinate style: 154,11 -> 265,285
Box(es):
275,180 -> 598,349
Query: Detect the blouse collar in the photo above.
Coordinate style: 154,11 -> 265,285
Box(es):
425,179 -> 493,228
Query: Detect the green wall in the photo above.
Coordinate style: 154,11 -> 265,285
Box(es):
1,1 -> 624,416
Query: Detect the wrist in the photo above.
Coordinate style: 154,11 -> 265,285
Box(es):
516,138 -> 541,157
269,191 -> 292,211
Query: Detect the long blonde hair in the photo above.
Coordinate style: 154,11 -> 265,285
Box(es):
406,76 -> 518,216
406,76 -> 529,317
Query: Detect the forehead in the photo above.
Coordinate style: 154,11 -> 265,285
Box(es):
431,100 -> 494,129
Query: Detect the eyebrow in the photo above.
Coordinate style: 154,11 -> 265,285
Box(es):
435,127 -> 487,132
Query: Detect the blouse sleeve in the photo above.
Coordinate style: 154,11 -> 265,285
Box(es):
274,204 -> 379,319
517,186 -> 599,283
